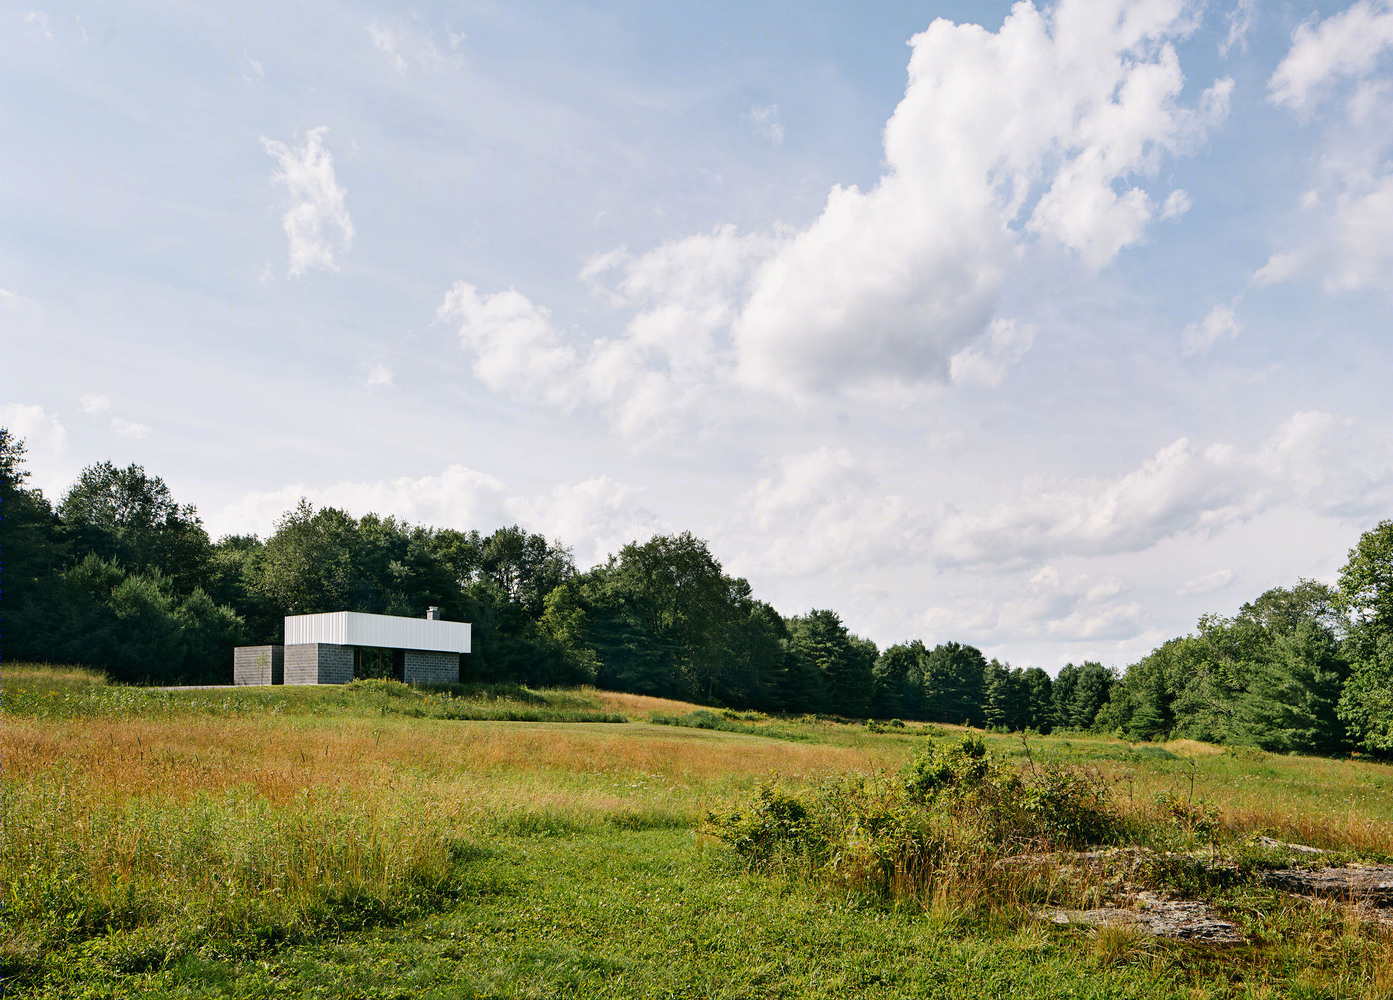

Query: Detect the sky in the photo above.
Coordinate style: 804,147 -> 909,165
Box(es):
4,0 -> 1393,673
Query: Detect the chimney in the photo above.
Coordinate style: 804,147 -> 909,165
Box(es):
426,606 -> 441,620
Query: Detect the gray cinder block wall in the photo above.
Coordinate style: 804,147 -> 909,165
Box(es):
402,649 -> 459,685
233,645 -> 284,685
284,643 -> 355,685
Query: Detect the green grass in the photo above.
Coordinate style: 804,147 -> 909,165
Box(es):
1,664 -> 627,723
16,830 -> 1393,999
5,663 -> 1393,999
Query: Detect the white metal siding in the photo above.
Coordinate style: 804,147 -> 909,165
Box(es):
284,612 -> 470,653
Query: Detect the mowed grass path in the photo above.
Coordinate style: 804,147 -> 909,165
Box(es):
4,665 -> 1393,998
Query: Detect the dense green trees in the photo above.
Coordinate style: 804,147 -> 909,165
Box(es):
1096,524 -> 1393,756
1336,521 -> 1393,752
3,436 -> 241,681
58,461 -> 213,596
787,610 -> 876,717
5,427 -> 1391,754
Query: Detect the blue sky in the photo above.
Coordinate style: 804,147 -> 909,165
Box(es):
5,0 -> 1392,672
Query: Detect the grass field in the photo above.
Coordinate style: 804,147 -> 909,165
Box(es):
4,663 -> 1393,998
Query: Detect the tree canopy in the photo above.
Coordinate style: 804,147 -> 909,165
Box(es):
6,426 -> 1393,756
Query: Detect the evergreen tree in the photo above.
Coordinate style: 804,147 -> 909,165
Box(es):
981,658 -> 1013,730
923,642 -> 987,726
1067,661 -> 1115,729
871,641 -> 925,719
1021,667 -> 1053,732
787,610 -> 875,717
1236,619 -> 1348,753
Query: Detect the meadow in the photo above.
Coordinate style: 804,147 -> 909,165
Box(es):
4,663 -> 1393,999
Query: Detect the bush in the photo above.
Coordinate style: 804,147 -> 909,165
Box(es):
707,735 -> 1125,907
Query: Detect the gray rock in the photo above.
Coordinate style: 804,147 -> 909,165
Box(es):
1260,864 -> 1393,904
1040,892 -> 1243,944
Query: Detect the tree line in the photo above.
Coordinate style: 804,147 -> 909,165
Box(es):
2,428 -> 1390,755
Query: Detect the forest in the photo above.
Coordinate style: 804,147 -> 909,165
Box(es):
3,427 -> 1390,756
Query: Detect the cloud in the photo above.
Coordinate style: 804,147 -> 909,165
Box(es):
366,364 -> 394,387
922,566 -> 1145,645
261,127 -> 354,277
26,10 -> 52,39
581,223 -> 780,385
1268,1 -> 1393,113
210,464 -> 512,540
618,3 -> 1223,400
78,394 -> 150,439
743,104 -> 784,144
0,403 -> 67,458
1178,568 -> 1235,595
437,1 -> 1231,437
366,17 -> 459,74
508,477 -> 662,568
437,282 -> 579,406
1261,2 -> 1393,290
727,447 -> 927,577
1220,0 -> 1256,57
367,21 -> 408,73
448,1 -> 1231,427
737,0 -> 1231,395
929,410 -> 1391,567
0,287 -> 40,314
949,318 -> 1036,386
444,227 -> 782,437
111,418 -> 150,439
1181,302 -> 1241,355
1161,189 -> 1192,219
207,465 -> 658,566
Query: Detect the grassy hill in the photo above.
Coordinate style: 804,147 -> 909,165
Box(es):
4,664 -> 1392,998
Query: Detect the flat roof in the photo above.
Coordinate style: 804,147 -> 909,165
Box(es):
285,611 -> 471,654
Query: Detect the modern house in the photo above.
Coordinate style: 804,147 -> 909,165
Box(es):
233,607 -> 470,686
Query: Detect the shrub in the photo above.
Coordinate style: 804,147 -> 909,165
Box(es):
707,735 -> 1125,907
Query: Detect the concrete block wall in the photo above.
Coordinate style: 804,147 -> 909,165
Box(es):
233,645 -> 284,685
403,649 -> 459,686
284,643 -> 355,685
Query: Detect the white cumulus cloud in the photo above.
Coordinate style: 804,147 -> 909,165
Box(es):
922,566 -> 1145,645
1181,302 -> 1242,355
262,127 -> 354,277
437,282 -> 579,407
929,410 -> 1390,568
734,0 -> 1231,396
728,447 -> 926,577
1161,189 -> 1193,219
207,465 -> 658,566
0,403 -> 67,458
949,318 -> 1036,386
209,464 -> 512,540
447,0 -> 1231,425
111,418 -> 150,439
508,477 -> 663,569
1261,1 -> 1393,291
